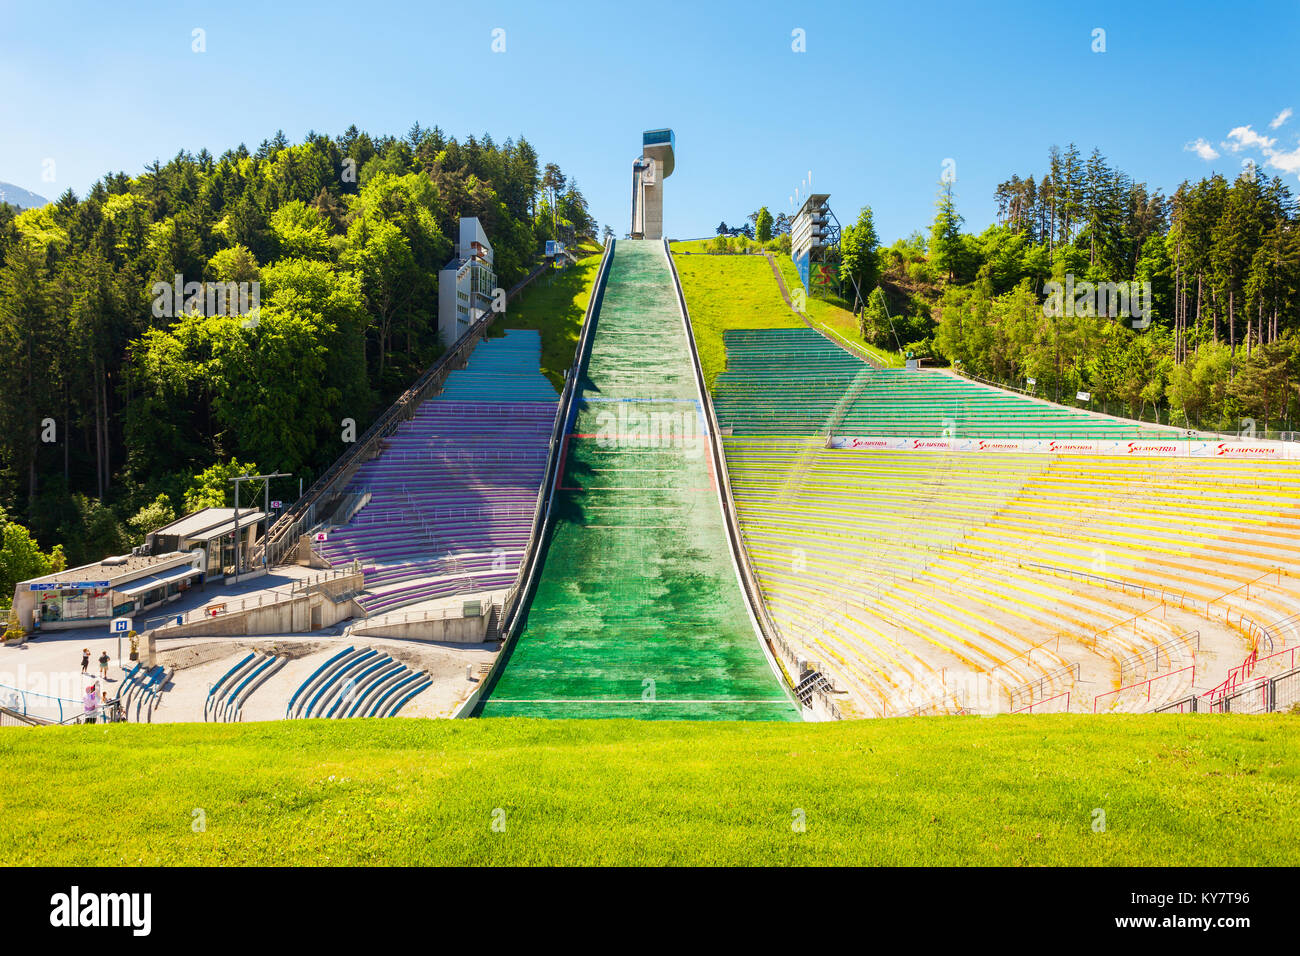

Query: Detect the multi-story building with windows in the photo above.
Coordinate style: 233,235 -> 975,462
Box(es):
438,217 -> 496,347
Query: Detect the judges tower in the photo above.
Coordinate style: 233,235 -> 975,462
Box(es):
630,129 -> 675,239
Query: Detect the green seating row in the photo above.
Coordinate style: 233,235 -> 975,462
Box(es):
714,328 -> 1176,439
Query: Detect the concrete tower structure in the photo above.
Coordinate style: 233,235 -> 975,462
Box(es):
631,129 -> 675,240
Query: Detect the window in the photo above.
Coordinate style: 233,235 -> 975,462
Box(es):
38,588 -> 111,622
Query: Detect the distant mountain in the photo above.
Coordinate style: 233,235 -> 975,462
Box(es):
0,182 -> 50,210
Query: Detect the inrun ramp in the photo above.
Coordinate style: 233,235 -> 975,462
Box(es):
479,241 -> 798,719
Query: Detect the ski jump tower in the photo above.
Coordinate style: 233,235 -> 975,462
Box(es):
630,129 -> 675,239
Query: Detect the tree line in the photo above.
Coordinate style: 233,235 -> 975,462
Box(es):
0,125 -> 596,573
851,145 -> 1299,433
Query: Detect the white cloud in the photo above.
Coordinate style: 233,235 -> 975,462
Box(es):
1265,143 -> 1300,175
1185,115 -> 1300,184
1222,125 -> 1277,152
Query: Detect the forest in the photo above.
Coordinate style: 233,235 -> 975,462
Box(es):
849,146 -> 1299,434
3,132 -> 1298,594
0,125 -> 596,581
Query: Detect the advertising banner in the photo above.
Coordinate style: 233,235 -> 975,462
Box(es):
829,436 -> 1300,461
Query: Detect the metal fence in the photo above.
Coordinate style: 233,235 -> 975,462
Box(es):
1007,662 -> 1080,712
1274,667 -> 1300,712
1012,690 -> 1071,714
1158,665 -> 1300,714
350,594 -> 498,630
147,567 -> 363,635
0,706 -> 45,726
1118,631 -> 1200,686
0,683 -> 83,723
1211,678 -> 1271,714
1210,666 -> 1300,714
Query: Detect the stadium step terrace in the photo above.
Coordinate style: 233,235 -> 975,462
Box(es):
713,327 -> 1177,438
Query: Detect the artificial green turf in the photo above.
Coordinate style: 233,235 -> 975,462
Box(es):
2,716 -> 1295,865
480,241 -> 797,720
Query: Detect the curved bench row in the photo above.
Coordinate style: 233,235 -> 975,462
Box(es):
205,652 -> 255,721
119,663 -> 171,723
285,645 -> 431,719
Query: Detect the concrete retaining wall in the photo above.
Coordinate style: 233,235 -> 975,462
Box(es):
296,536 -> 333,568
152,573 -> 365,638
350,613 -> 490,644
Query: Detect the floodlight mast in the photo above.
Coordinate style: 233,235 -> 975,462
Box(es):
229,472 -> 292,575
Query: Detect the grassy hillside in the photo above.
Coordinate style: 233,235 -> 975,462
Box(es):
671,247 -> 904,384
767,252 -> 905,368
494,252 -> 604,390
670,250 -> 803,389
2,716 -> 1295,866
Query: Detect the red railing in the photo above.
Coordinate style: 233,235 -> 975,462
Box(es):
1093,665 -> 1195,713
1207,676 -> 1272,713
1012,691 -> 1070,714
1205,643 -> 1300,702
1206,648 -> 1257,701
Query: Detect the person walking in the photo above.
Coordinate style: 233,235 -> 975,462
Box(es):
98,650 -> 110,680
82,684 -> 98,725
100,689 -> 111,724
80,648 -> 90,675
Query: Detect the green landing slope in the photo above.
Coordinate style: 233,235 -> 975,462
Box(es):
479,241 -> 798,720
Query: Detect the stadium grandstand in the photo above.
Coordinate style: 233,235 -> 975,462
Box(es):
709,324 -> 1300,718
314,329 -> 559,621
714,328 -> 1178,439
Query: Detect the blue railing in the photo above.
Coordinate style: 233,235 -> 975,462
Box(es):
0,682 -> 83,723
286,646 -> 354,718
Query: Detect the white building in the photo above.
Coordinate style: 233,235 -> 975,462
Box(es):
13,551 -> 202,632
438,217 -> 496,347
9,506 -> 266,632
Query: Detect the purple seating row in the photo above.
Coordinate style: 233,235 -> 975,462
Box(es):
316,396 -> 557,615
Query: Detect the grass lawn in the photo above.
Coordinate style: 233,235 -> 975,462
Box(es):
670,250 -> 803,390
1,716 -> 1295,866
671,238 -> 720,254
492,252 -> 603,390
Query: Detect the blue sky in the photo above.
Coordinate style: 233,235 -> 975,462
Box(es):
2,0 -> 1297,242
